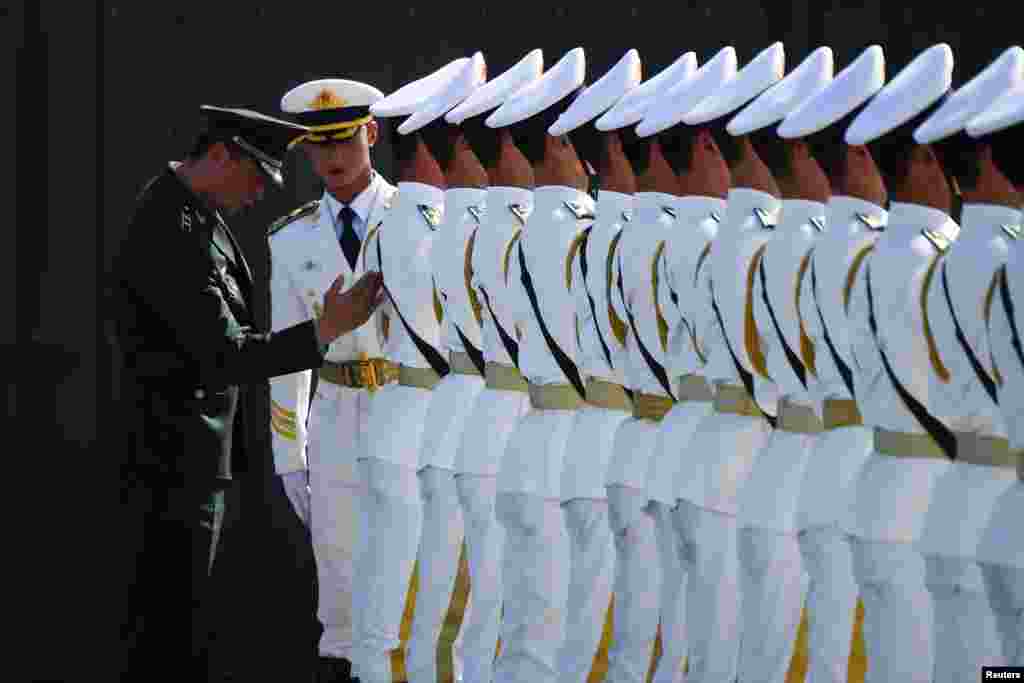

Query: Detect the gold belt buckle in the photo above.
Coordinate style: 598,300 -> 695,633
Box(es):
350,359 -> 378,391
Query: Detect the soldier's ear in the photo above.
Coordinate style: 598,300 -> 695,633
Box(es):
366,120 -> 379,148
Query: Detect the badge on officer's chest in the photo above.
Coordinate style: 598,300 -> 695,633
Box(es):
509,204 -> 528,226
622,211 -> 633,223
662,206 -> 677,219
467,205 -> 483,224
418,204 -> 442,229
856,212 -> 885,231
563,200 -> 595,221
809,217 -> 825,233
1002,224 -> 1021,240
754,207 -> 776,229
710,211 -> 722,223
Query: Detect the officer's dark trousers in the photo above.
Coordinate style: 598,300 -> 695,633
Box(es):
123,477 -> 229,682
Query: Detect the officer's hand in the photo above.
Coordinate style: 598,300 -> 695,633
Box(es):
317,272 -> 385,344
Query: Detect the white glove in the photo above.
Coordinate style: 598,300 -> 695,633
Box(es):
281,471 -> 311,527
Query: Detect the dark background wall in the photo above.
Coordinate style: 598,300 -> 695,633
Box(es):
13,1 -> 1022,680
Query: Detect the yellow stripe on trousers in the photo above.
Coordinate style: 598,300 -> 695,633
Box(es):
389,556 -> 868,682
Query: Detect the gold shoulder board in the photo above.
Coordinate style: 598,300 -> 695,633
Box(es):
418,204 -> 442,229
268,200 -> 319,237
563,200 -> 595,221
922,229 -> 952,252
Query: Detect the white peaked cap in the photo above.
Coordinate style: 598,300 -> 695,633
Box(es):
549,49 -> 642,136
635,46 -> 737,137
485,48 -> 586,129
398,52 -> 487,135
596,52 -> 698,131
967,83 -> 1024,137
778,45 -> 885,139
728,47 -> 834,136
684,42 -> 786,126
445,49 -> 544,124
845,43 -> 954,145
915,46 -> 1024,143
280,79 -> 384,114
371,57 -> 470,119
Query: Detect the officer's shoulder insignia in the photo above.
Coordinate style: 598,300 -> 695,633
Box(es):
1001,224 -> 1021,240
922,228 -> 952,253
467,205 -> 484,224
621,210 -> 633,223
268,200 -> 320,237
563,200 -> 595,221
754,207 -> 777,230
662,206 -> 677,219
809,217 -> 826,233
710,211 -> 722,223
856,212 -> 885,231
509,203 -> 528,226
418,204 -> 442,229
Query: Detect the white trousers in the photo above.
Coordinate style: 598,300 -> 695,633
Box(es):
494,491 -> 569,683
456,474 -> 505,683
353,458 -> 423,683
736,527 -> 807,683
407,466 -> 467,683
605,485 -> 661,683
850,538 -> 934,683
980,562 -> 1024,665
796,525 -> 860,683
558,498 -> 615,683
680,505 -> 741,683
925,555 -> 1007,681
649,501 -> 688,683
307,386 -> 370,660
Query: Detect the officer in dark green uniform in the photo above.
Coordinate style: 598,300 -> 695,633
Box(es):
114,105 -> 384,681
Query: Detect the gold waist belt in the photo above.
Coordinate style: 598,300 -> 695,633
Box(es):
320,357 -> 399,390
528,383 -> 584,411
633,391 -> 674,422
873,428 -> 947,460
676,374 -> 714,402
778,398 -> 823,434
585,378 -> 632,412
484,362 -> 528,393
823,398 -> 863,430
450,351 -> 482,376
713,384 -> 761,418
398,364 -> 441,390
955,432 -> 1019,470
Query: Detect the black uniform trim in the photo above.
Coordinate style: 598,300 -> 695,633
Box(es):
375,228 -> 450,378
865,264 -> 956,460
940,262 -> 998,404
579,228 -> 633,402
710,288 -> 777,428
519,242 -> 587,401
998,265 -> 1024,372
758,259 -> 808,389
810,260 -> 857,398
615,257 -> 676,403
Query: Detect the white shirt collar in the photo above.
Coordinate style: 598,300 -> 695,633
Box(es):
323,171 -> 381,223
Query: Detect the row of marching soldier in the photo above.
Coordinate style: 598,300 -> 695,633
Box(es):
264,41 -> 1024,683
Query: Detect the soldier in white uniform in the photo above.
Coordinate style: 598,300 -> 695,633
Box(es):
841,44 -> 959,683
546,49 -> 642,683
725,47 -> 834,682
592,54 -> 704,683
445,49 -> 544,683
971,86 -> 1024,665
391,53 -> 491,683
912,47 -> 1024,679
271,78 -> 398,683
776,45 -> 890,683
632,49 -> 739,683
484,47 -> 591,683
597,48 -> 732,683
347,56 -> 467,683
653,43 -> 785,683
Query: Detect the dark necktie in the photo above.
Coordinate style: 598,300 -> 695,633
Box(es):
338,205 -> 360,270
